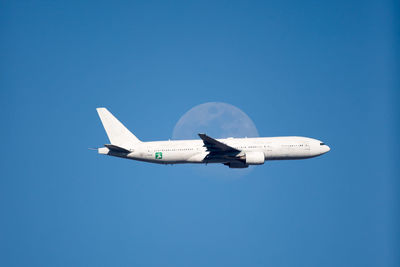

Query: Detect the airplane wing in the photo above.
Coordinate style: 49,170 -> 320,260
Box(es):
198,133 -> 240,153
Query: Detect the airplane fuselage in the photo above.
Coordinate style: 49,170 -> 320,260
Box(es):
99,136 -> 330,168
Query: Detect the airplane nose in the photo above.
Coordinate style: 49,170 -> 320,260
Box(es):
318,141 -> 330,154
321,144 -> 330,154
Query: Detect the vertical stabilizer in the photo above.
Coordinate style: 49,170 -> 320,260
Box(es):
96,108 -> 141,149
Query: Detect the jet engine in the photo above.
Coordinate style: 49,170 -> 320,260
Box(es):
242,151 -> 265,165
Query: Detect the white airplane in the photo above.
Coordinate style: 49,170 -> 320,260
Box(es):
95,108 -> 330,168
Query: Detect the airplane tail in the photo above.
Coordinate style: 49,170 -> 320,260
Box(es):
96,107 -> 141,150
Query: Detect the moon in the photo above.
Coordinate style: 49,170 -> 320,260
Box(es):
172,102 -> 259,140
172,102 -> 259,177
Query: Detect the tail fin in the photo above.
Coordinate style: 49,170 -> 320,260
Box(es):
96,108 -> 141,149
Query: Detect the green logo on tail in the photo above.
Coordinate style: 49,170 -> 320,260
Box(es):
155,152 -> 162,159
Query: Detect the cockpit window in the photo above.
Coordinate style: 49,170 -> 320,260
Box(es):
320,143 -> 325,146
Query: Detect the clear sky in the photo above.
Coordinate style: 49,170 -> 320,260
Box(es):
1,1 -> 398,266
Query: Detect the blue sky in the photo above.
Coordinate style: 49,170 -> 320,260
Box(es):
1,1 -> 398,266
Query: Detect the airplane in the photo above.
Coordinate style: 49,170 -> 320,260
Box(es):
94,108 -> 330,168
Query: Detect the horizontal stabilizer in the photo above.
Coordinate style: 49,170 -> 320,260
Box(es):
104,144 -> 131,153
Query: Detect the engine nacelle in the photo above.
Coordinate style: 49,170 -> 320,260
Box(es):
244,151 -> 265,165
